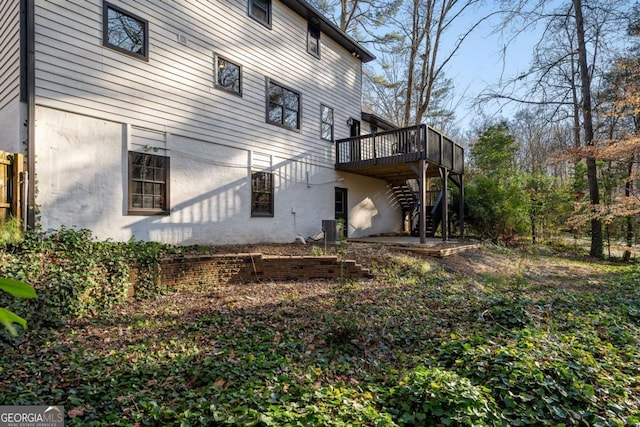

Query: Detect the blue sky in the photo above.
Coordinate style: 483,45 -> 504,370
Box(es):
438,4 -> 543,133
354,1 -> 544,134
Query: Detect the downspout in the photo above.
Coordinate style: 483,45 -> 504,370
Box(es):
23,0 -> 36,228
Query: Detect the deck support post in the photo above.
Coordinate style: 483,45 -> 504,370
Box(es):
441,168 -> 448,241
419,160 -> 427,244
459,174 -> 465,239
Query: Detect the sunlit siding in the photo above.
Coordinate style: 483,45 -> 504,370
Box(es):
0,0 -> 22,151
34,0 -> 363,169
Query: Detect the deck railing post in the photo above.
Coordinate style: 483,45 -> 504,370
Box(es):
373,134 -> 377,159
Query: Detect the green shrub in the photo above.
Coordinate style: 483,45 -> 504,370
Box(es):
0,216 -> 23,246
0,227 -> 171,330
387,366 -> 500,426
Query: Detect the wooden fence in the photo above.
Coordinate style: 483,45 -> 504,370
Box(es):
0,151 -> 24,223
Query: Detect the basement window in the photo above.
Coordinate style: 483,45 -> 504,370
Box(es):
251,171 -> 274,217
128,152 -> 169,215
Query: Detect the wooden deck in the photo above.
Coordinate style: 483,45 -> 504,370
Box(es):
335,124 -> 464,180
336,124 -> 465,244
347,236 -> 481,257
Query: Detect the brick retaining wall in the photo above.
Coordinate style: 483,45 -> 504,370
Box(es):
130,253 -> 371,296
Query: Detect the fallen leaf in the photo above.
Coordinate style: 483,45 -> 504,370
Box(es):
67,406 -> 85,418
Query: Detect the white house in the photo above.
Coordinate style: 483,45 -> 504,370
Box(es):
0,0 -> 464,245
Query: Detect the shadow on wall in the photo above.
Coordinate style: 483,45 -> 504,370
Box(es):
39,124 -> 400,245
123,150 -> 341,245
35,1 -> 369,244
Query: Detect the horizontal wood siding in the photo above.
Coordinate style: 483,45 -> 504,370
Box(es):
0,0 -> 20,112
34,0 -> 363,169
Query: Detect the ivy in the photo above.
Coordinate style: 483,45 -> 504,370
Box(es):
0,227 -> 171,332
1,243 -> 640,425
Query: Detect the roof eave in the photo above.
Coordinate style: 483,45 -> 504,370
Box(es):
279,0 -> 376,63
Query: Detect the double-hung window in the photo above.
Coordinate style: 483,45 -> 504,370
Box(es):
128,152 -> 169,215
103,2 -> 149,61
267,80 -> 300,130
215,55 -> 242,96
249,0 -> 271,28
251,171 -> 274,217
320,105 -> 334,141
307,21 -> 321,58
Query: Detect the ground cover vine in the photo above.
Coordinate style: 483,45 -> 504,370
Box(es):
1,238 -> 639,425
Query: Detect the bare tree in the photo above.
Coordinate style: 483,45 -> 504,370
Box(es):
510,107 -> 572,175
307,0 -> 402,36
480,0 -> 634,258
391,0 -> 496,126
310,0 -> 491,129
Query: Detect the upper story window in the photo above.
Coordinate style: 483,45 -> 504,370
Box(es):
321,105 -> 333,141
249,0 -> 271,28
215,55 -> 242,96
307,21 -> 321,58
128,152 -> 169,215
103,2 -> 149,61
267,80 -> 300,131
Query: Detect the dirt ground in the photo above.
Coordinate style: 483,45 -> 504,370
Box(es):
186,240 -> 619,290
74,241 -> 626,355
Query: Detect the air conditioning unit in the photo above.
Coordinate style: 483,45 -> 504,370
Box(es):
322,219 -> 339,242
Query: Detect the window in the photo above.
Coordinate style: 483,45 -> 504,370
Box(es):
321,105 -> 334,141
249,0 -> 271,28
128,152 -> 169,215
215,55 -> 242,95
267,80 -> 300,130
103,2 -> 149,61
251,171 -> 274,216
307,21 -> 321,57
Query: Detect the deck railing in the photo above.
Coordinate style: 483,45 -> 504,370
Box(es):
335,124 -> 464,175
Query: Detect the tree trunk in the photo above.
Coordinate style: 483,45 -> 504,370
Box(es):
573,0 -> 603,258
623,148 -> 636,261
531,213 -> 537,244
403,0 -> 422,126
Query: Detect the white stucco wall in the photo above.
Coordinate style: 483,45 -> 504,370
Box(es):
35,107 -> 126,234
345,173 -> 402,238
35,107 -> 401,245
0,100 -> 24,153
